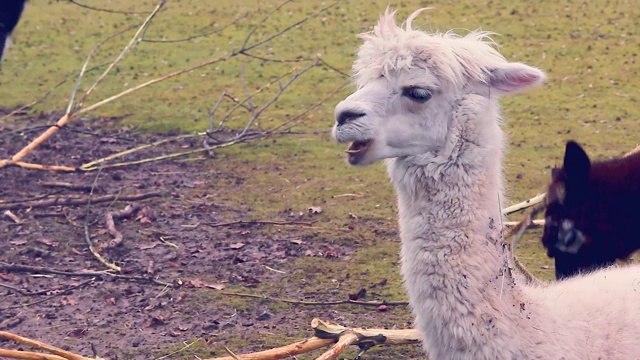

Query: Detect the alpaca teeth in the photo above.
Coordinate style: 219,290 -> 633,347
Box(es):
346,141 -> 370,154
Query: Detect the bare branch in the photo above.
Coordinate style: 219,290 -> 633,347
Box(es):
213,69 -> 294,133
241,0 -> 293,50
76,0 -> 167,109
234,60 -> 320,140
66,0 -> 150,15
502,193 -> 546,216
1,278 -> 94,311
242,0 -> 342,53
142,13 -> 249,43
266,79 -> 350,135
208,90 -> 227,134
219,291 -> 409,307
104,203 -> 142,248
0,333 -> 90,360
67,24 -> 137,114
0,192 -> 162,211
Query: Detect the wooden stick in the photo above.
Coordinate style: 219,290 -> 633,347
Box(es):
311,319 -> 420,346
503,219 -> 545,228
0,331 -> 90,360
315,333 -> 359,360
219,291 -> 408,307
5,114 -> 70,166
502,193 -> 546,215
207,318 -> 420,360
625,144 -> 640,157
79,133 -> 200,170
207,338 -> 334,360
3,210 -> 22,223
0,192 -> 162,211
0,349 -> 69,360
84,224 -> 121,272
38,181 -> 97,192
104,203 -> 142,248
1,161 -> 77,172
77,1 -> 166,109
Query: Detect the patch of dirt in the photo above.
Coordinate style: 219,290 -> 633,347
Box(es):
0,113 -> 417,359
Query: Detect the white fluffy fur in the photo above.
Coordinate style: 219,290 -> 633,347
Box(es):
332,8 -> 640,360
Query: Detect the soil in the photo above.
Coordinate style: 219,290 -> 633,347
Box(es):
0,113 -> 419,359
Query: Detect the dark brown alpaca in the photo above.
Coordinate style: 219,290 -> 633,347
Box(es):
542,141 -> 640,280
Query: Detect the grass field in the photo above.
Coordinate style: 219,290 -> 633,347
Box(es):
1,0 -> 639,358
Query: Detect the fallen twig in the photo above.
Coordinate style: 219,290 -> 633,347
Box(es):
104,203 -> 142,248
67,0 -> 150,14
143,12 -> 249,43
0,331 -> 91,360
0,279 -> 94,311
219,291 -> 408,307
502,193 -> 546,216
83,167 -> 124,273
206,338 -> 334,360
503,219 -> 545,232
207,219 -> 317,228
0,282 -> 29,296
3,210 -> 22,223
0,264 -> 175,288
80,133 -> 199,170
0,282 -> 83,297
0,349 -> 69,360
315,332 -> 359,360
625,144 -> 640,157
38,181 -> 98,192
0,192 -> 162,211
207,318 -> 420,360
0,79 -> 68,122
84,224 -> 121,272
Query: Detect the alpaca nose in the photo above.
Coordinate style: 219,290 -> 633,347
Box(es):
336,110 -> 366,126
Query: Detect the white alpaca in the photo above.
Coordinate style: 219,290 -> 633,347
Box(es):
332,9 -> 640,360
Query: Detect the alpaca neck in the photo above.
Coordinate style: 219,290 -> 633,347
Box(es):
386,102 -> 531,357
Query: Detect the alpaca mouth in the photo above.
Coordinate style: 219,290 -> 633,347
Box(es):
345,140 -> 371,163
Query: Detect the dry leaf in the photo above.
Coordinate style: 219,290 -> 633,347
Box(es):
9,239 -> 27,246
229,242 -> 245,249
289,239 -> 303,245
308,206 -> 323,215
204,283 -> 225,290
61,296 -> 78,306
189,278 -> 205,288
138,243 -> 159,250
36,238 -> 58,247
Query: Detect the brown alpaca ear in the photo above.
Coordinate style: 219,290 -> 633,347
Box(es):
563,141 -> 591,186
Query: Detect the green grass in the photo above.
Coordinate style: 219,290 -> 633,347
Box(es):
2,0 -> 639,356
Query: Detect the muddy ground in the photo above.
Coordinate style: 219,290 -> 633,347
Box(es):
0,112 -> 419,359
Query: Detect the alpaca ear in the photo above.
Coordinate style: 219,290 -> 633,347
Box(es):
563,141 -> 591,186
486,63 -> 546,95
551,167 -> 560,180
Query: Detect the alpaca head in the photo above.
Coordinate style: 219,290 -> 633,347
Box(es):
542,141 -> 592,257
333,8 -> 546,166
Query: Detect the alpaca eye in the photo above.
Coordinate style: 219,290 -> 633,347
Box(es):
402,86 -> 432,103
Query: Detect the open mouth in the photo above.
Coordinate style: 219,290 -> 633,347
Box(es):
345,140 -> 371,163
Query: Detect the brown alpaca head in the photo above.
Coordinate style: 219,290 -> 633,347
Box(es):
543,141 -> 592,257
541,141 -> 617,280
542,140 -> 640,280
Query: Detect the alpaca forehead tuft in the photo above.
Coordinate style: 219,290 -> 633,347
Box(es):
352,8 -> 509,89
